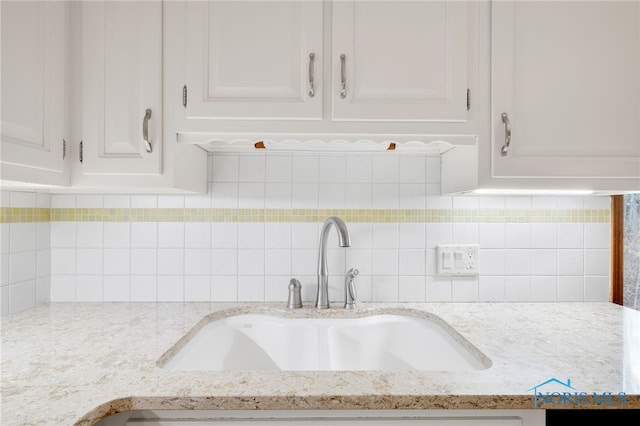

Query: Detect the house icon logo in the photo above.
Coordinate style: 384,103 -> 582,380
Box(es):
527,378 -> 576,408
527,378 -> 627,408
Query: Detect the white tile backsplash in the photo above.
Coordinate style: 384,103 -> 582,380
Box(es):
1,155 -> 614,311
558,276 -> 585,301
345,155 -> 372,183
558,250 -> 584,275
211,182 -> 239,208
211,275 -> 238,301
76,222 -> 103,248
319,183 -> 346,208
130,249 -> 157,275
398,249 -> 426,276
373,155 -> 399,183
184,275 -> 211,302
399,156 -> 426,184
238,223 -> 265,248
265,183 -> 292,208
346,183 -> 372,208
505,276 -> 531,301
558,223 -> 584,248
104,249 -> 130,275
425,275 -> 452,302
35,252 -> 51,279
104,276 -> 130,301
185,223 -> 211,249
157,249 -> 183,275
371,275 -> 399,302
237,275 -> 264,301
318,155 -> 346,182
505,223 -> 532,248
157,275 -> 183,301
398,276 -> 426,302
10,223 -> 37,253
157,195 -> 185,209
372,183 -> 399,208
103,195 -> 131,208
51,222 -> 76,248
264,249 -> 291,276
131,222 -> 158,248
157,223 -> 185,248
211,249 -> 237,275
9,250 -> 37,283
292,183 -> 319,209
75,248 -> 102,275
9,279 -> 36,314
584,249 -> 610,276
531,224 -> 557,248
211,154 -> 239,182
584,276 -> 610,301
530,276 -> 557,302
399,184 -> 426,209
130,275 -> 157,302
76,276 -> 103,302
51,249 -> 76,275
238,155 -> 266,182
238,183 -> 265,208
238,249 -> 265,275
265,155 -> 292,182
76,195 -> 103,208
184,249 -> 211,276
452,276 -> 479,302
478,276 -> 505,301
130,195 -> 157,208
584,223 -> 610,248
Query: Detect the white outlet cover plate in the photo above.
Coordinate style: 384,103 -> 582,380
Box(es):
436,244 -> 479,276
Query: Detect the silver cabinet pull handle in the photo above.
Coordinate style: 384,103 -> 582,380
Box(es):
308,53 -> 316,98
500,112 -> 511,156
143,108 -> 152,153
340,54 -> 347,98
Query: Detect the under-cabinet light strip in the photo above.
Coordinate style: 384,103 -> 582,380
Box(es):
0,207 -> 610,224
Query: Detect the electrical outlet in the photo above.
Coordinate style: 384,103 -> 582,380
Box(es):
436,244 -> 479,276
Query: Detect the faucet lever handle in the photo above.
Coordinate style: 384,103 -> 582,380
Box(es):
287,278 -> 303,309
344,268 -> 359,310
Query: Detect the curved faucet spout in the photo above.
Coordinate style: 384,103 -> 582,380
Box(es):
316,216 -> 351,309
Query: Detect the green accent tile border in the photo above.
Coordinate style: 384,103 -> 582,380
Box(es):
1,207 -> 611,224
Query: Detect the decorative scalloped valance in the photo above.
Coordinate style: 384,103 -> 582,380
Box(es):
177,133 -> 477,154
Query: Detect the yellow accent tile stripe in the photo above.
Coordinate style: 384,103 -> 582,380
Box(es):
0,208 -> 51,223
38,208 -> 613,223
1,207 -> 610,224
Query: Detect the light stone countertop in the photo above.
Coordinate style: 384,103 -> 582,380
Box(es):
1,301 -> 639,425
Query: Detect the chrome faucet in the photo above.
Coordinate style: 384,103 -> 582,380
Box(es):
316,216 -> 351,309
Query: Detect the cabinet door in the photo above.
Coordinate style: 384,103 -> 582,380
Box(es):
492,1 -> 640,179
332,0 -> 469,122
183,0 -> 323,120
81,0 -> 162,177
0,1 -> 68,186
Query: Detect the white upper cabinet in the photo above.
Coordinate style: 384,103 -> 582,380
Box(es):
332,0 -> 468,122
169,0 -> 477,144
491,1 -> 640,182
182,0 -> 323,121
79,0 -> 162,179
0,1 -> 69,187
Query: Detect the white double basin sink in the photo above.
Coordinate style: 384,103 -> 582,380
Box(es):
159,309 -> 491,372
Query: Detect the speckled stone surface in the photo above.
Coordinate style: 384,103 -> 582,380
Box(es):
1,302 -> 639,425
